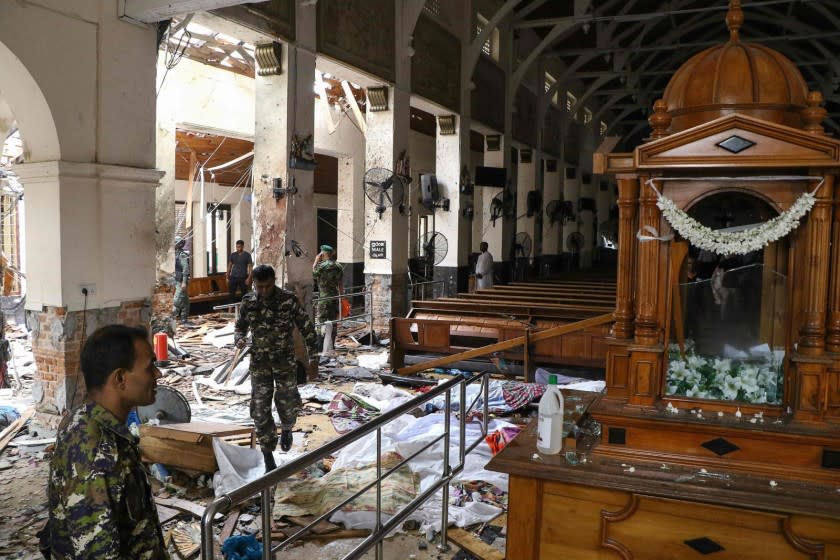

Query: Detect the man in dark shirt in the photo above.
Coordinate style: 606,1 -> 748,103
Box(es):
227,240 -> 253,303
44,325 -> 168,559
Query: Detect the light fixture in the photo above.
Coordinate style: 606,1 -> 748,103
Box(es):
367,87 -> 389,111
255,42 -> 283,76
438,115 -> 456,135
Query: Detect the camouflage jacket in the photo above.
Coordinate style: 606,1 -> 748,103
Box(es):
313,260 -> 343,297
47,402 -> 168,560
234,286 -> 319,364
175,250 -> 190,284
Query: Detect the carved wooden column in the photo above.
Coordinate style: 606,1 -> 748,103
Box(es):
825,175 -> 840,352
798,175 -> 834,355
613,176 -> 639,339
634,176 -> 662,346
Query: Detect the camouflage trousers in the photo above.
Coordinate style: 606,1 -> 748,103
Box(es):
316,299 -> 339,343
173,284 -> 190,321
250,364 -> 300,450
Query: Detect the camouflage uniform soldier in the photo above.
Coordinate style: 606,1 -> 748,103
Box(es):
234,265 -> 319,471
43,325 -> 168,559
172,236 -> 191,324
312,244 -> 344,348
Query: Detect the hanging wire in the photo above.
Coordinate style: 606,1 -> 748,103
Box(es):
157,22 -> 191,96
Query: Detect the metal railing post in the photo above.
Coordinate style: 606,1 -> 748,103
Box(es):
262,488 -> 272,559
459,380 -> 467,468
376,426 -> 383,560
438,387 -> 452,552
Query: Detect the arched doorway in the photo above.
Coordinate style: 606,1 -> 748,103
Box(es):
665,190 -> 788,405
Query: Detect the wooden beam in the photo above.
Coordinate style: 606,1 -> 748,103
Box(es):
395,313 -> 613,376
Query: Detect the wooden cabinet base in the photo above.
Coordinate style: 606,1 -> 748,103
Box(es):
507,476 -> 840,559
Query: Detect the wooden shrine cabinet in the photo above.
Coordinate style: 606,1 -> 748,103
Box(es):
488,3 -> 840,558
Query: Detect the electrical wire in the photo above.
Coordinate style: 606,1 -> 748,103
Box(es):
157,25 -> 191,97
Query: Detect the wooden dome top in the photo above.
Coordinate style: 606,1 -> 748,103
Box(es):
659,0 -> 810,134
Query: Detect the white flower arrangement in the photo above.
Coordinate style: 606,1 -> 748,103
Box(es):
655,191 -> 816,255
665,342 -> 784,404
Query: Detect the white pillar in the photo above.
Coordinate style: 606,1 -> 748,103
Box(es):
562,166 -> 581,270
542,159 -> 561,273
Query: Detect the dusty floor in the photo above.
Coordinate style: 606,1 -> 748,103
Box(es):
0,315 -> 511,559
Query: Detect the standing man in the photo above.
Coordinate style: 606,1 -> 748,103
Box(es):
312,245 -> 344,351
476,241 -> 494,289
227,239 -> 253,303
234,265 -> 319,471
173,236 -> 191,325
44,325 -> 168,559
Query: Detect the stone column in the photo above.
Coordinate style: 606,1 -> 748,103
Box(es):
364,85 -> 410,335
578,174 -> 596,269
17,162 -> 160,413
540,159 -> 561,275
481,135 -> 506,278
336,154 -> 365,288
798,176 -> 834,354
613,176 -> 638,339
514,150 -> 537,280
634,176 -> 662,346
561,166 -> 581,270
433,114 -> 470,295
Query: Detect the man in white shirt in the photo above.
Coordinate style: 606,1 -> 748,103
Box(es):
476,241 -> 494,289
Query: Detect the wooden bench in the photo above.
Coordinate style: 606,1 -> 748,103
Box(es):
187,274 -> 229,304
390,278 -> 617,375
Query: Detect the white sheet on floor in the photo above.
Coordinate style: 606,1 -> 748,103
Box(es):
213,438 -> 304,496
356,351 -> 390,369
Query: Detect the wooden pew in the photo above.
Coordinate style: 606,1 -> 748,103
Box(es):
391,279 -> 617,376
187,274 -> 229,305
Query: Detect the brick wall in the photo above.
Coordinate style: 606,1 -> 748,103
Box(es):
150,279 -> 176,336
365,272 -> 407,337
28,299 -> 151,414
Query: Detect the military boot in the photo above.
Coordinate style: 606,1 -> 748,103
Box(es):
280,429 -> 293,452
262,448 -> 277,472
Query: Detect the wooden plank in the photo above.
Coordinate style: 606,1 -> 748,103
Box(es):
155,497 -> 222,520
156,504 -> 182,524
0,406 -> 35,453
396,313 -> 613,376
219,509 -> 240,543
285,515 -> 340,534
447,527 -> 505,560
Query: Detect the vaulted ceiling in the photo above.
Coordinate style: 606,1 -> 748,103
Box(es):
515,0 -> 840,148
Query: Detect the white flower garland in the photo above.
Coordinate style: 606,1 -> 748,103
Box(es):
651,183 -> 819,255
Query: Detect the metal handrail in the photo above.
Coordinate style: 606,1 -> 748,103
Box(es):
200,371 -> 491,559
409,279 -> 446,300
313,288 -> 374,344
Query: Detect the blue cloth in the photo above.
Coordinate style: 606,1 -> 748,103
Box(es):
221,534 -> 262,560
0,405 -> 19,429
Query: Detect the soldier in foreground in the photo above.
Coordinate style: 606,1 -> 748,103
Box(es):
312,244 -> 344,351
234,265 -> 319,471
43,325 -> 168,559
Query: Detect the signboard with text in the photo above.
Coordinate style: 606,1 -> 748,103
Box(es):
369,240 -> 387,259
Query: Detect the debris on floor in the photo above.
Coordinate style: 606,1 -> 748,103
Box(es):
0,311 -> 606,560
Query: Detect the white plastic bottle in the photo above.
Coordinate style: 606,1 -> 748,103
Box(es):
537,374 -> 565,454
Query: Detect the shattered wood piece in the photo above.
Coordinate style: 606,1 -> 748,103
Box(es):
172,525 -> 199,559
154,497 -> 222,521
0,407 -> 35,454
156,504 -> 181,524
284,515 -> 340,535
219,509 -> 240,543
447,528 -> 505,560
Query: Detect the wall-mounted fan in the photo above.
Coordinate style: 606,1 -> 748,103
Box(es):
419,231 -> 448,266
489,190 -> 515,226
567,231 -> 584,253
514,232 -> 532,258
364,167 -> 405,218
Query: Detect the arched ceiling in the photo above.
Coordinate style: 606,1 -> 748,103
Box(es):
513,0 -> 840,149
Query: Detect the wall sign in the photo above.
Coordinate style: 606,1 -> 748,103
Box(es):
369,240 -> 387,259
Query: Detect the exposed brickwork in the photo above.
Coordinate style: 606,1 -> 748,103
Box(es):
365,272 -> 407,338
150,279 -> 176,336
27,299 -> 151,415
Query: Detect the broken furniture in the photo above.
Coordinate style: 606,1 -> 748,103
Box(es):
140,422 -> 255,473
391,279 -> 615,378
